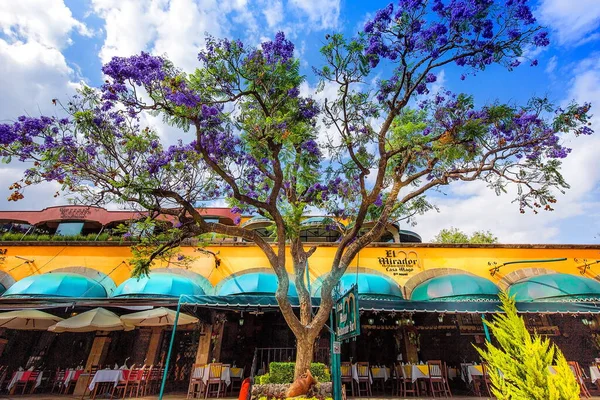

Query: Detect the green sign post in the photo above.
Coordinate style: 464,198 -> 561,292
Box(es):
331,285 -> 360,400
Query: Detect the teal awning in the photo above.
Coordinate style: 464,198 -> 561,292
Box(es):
241,216 -> 272,227
3,273 -> 107,298
300,217 -> 335,226
113,273 -> 206,298
217,272 -> 297,296
411,274 -> 499,302
313,273 -> 403,299
178,295 -> 600,314
508,273 -> 600,302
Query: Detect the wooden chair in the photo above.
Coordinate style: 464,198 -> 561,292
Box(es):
443,362 -> 453,397
65,368 -> 82,395
80,364 -> 100,400
356,362 -> 372,397
394,363 -> 418,397
187,364 -> 205,399
139,365 -> 153,397
479,362 -> 493,398
221,364 -> 231,397
13,370 -> 41,395
111,364 -> 143,399
340,362 -> 355,397
568,361 -> 591,399
150,365 -> 165,394
229,366 -> 244,395
50,368 -> 66,393
204,363 -> 223,398
426,360 -> 447,397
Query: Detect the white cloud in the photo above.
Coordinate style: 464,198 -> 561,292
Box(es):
537,0 -> 600,45
545,55 -> 557,75
262,0 -> 284,28
0,0 -> 90,49
414,55 -> 600,244
288,0 -> 340,30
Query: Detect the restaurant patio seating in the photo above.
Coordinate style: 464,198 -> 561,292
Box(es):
64,368 -> 83,394
187,363 -> 205,399
394,363 -> 418,397
50,368 -> 66,393
340,362 -> 354,397
426,360 -> 447,397
204,363 -> 224,398
148,365 -> 164,395
80,364 -> 100,400
110,364 -> 142,399
356,362 -> 372,397
476,362 -> 492,397
11,370 -> 41,395
568,361 -> 591,398
228,366 -> 244,395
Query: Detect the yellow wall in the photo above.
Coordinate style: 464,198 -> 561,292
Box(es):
1,243 -> 599,292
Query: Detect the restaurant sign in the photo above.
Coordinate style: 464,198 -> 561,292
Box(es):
378,250 -> 420,276
335,285 -> 360,341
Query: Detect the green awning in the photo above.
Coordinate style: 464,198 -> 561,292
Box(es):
300,217 -> 336,226
113,273 -> 206,298
313,273 -> 403,300
3,273 -> 106,298
508,273 -> 600,302
178,294 -> 600,314
411,274 -> 499,302
217,272 -> 298,296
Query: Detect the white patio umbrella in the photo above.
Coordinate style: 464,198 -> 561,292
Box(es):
0,309 -> 63,330
120,307 -> 198,327
48,307 -> 134,332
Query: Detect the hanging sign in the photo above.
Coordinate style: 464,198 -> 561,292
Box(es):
335,285 -> 360,341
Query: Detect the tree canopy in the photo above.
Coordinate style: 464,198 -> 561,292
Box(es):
0,0 -> 593,375
433,227 -> 498,243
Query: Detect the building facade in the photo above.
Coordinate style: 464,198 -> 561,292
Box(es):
1,205 -> 599,393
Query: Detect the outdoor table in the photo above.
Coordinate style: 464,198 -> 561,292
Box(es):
64,369 -> 83,387
448,367 -> 458,380
88,369 -> 130,390
200,365 -> 231,386
230,367 -> 244,379
7,371 -> 43,392
351,364 -> 373,384
403,365 -> 429,383
370,367 -> 390,381
467,365 -> 483,383
590,366 -> 600,383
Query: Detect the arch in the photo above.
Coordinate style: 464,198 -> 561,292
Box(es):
410,273 -> 499,301
507,273 -> 600,302
312,267 -> 403,299
497,267 -> 557,290
112,272 -> 206,298
216,268 -> 297,296
3,273 -> 107,298
152,267 -> 214,295
404,268 -> 478,299
50,266 -> 117,296
0,271 -> 16,290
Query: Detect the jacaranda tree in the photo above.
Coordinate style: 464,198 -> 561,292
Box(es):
0,0 -> 593,376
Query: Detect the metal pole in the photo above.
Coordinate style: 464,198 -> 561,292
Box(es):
481,315 -> 492,342
330,310 -> 341,400
159,297 -> 182,400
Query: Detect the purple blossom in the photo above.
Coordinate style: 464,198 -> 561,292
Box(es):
261,32 -> 294,65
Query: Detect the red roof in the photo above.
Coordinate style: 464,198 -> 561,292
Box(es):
0,205 -> 239,226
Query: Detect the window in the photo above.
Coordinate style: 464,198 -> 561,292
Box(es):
55,222 -> 84,236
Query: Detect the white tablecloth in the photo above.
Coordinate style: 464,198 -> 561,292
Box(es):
64,369 -> 83,387
404,365 -> 429,383
196,366 -> 231,386
89,369 -> 124,390
351,365 -> 373,384
370,367 -> 390,382
590,366 -> 600,383
467,365 -> 483,383
7,371 -> 43,390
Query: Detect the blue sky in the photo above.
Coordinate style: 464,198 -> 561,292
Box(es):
1,0 -> 600,244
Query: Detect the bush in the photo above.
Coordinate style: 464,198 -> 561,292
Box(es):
256,374 -> 271,384
268,362 -> 330,384
0,232 -> 22,241
251,383 -> 332,400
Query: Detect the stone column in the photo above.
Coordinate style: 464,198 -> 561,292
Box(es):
73,332 -> 111,396
145,327 -> 164,365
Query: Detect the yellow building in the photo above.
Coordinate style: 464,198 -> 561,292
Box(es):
1,205 -> 599,395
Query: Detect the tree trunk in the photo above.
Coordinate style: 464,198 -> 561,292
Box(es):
294,336 -> 315,379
